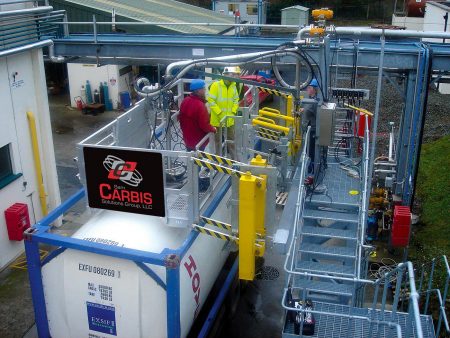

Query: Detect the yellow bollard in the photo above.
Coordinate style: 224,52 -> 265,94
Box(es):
239,171 -> 258,280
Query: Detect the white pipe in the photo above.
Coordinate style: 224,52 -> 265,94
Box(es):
0,6 -> 53,18
0,39 -> 53,58
298,26 -> 450,40
335,27 -> 450,39
48,44 -> 65,63
165,49 -> 283,76
388,122 -> 395,162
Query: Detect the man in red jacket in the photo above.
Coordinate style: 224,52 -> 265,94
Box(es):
179,79 -> 216,151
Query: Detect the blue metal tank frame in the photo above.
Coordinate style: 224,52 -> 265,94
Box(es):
25,177 -> 231,338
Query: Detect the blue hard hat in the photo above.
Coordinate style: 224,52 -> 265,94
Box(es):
190,79 -> 205,91
309,78 -> 319,88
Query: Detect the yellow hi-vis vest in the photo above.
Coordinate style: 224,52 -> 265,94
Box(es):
207,80 -> 239,127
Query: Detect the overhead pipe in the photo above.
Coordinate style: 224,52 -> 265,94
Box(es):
0,6 -> 53,18
135,48 -> 308,98
298,26 -> 450,40
0,39 -> 53,58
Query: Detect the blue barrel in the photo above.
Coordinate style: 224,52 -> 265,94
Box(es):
120,91 -> 131,108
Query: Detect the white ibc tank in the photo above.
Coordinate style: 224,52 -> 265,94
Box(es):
42,209 -> 230,338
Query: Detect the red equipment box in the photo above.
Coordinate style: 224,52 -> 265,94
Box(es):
4,203 -> 31,241
391,205 -> 411,247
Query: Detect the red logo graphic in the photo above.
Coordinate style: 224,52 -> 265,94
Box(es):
103,155 -> 143,187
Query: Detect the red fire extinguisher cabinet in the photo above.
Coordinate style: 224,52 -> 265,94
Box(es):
4,203 -> 31,241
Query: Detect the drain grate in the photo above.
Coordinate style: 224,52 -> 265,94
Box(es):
256,265 -> 280,281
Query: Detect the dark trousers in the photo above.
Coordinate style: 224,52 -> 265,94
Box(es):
308,130 -> 316,174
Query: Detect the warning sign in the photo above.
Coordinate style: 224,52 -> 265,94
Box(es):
83,147 -> 165,217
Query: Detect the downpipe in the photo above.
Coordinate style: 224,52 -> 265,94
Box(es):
48,44 -> 65,63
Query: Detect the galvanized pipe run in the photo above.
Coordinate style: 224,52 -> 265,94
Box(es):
0,39 -> 53,58
298,26 -> 450,40
0,5 -> 53,18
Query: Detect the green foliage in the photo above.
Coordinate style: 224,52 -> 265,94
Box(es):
414,135 -> 450,251
410,136 -> 450,307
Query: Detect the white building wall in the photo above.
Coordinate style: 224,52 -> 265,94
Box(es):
392,14 -> 424,30
67,63 -> 132,109
214,1 -> 266,24
0,49 -> 60,270
423,3 -> 450,93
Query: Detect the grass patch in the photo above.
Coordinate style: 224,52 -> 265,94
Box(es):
409,135 -> 449,335
412,135 -> 450,256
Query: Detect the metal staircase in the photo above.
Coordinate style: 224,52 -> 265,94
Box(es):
281,121 -> 445,337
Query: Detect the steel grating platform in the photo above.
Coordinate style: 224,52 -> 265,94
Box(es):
283,301 -> 436,338
303,209 -> 359,223
292,279 -> 354,297
299,243 -> 356,259
301,225 -> 357,240
295,261 -> 355,277
308,163 -> 360,207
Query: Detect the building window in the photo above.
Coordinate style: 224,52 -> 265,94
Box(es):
228,4 -> 239,14
0,144 -> 21,189
247,4 -> 258,15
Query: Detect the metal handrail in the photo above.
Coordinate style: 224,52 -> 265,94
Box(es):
357,114 -> 371,280
281,291 -> 403,338
283,126 -> 310,282
418,255 -> 450,336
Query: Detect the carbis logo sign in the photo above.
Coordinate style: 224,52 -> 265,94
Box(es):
83,147 -> 165,217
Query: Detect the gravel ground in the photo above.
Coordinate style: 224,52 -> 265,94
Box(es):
331,74 -> 450,155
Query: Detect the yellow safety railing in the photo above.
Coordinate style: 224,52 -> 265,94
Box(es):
252,116 -> 290,136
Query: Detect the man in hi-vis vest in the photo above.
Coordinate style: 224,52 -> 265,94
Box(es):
207,66 -> 241,159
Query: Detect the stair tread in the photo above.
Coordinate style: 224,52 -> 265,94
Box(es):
303,209 -> 359,223
299,243 -> 356,258
302,225 -> 357,240
296,261 -> 355,276
293,279 -> 354,296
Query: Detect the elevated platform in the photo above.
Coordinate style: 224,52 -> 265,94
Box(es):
283,301 -> 435,338
308,162 -> 360,208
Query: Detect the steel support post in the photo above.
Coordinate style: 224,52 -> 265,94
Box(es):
395,71 -> 416,198
25,239 -> 50,338
166,255 -> 181,338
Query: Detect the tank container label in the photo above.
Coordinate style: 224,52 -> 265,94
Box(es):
87,302 -> 117,336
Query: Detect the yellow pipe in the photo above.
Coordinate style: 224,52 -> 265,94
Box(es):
344,103 -> 374,116
258,110 -> 295,123
252,117 -> 290,135
259,107 -> 281,114
26,111 -> 48,216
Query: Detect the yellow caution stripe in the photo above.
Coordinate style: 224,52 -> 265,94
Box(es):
256,130 -> 280,141
259,127 -> 282,137
197,150 -> 242,167
200,216 -> 232,232
193,158 -> 241,178
193,158 -> 264,181
257,87 -> 291,99
192,224 -> 237,243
